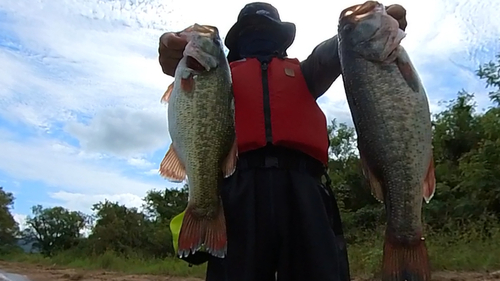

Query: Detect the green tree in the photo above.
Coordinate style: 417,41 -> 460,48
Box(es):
423,53 -> 500,230
142,185 -> 188,222
327,119 -> 383,236
140,186 -> 189,257
88,200 -> 151,256
23,205 -> 88,256
477,53 -> 500,105
454,53 -> 500,221
0,187 -> 20,250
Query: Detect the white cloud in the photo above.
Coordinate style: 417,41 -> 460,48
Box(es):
13,213 -> 27,230
0,0 -> 498,216
0,132 -> 163,196
144,168 -> 160,176
49,191 -> 145,214
127,157 -> 155,169
65,106 -> 169,158
0,0 -> 172,130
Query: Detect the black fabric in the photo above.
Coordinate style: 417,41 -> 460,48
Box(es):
237,145 -> 326,178
236,2 -> 281,21
299,36 -> 342,99
178,251 -> 212,266
205,256 -> 227,280
204,146 -> 351,281
225,2 -> 296,63
236,29 -> 288,60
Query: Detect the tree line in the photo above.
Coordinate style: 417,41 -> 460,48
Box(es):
0,52 -> 499,260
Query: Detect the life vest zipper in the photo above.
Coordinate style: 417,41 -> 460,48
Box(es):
261,60 -> 273,144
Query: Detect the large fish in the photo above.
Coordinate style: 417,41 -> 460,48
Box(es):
337,2 -> 436,281
159,24 -> 237,259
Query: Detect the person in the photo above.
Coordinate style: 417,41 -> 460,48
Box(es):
158,2 -> 408,281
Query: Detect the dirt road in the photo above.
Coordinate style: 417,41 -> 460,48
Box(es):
0,261 -> 202,281
0,261 -> 499,281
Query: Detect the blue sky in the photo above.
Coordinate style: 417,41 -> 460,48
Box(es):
0,0 -> 499,228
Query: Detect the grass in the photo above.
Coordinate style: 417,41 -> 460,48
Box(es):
1,226 -> 499,278
1,250 -> 208,278
346,225 -> 500,276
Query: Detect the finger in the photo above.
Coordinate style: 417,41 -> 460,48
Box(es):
158,57 -> 182,76
158,46 -> 184,60
386,4 -> 406,21
398,18 -> 408,31
159,32 -> 188,51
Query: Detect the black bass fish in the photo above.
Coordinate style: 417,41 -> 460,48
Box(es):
337,2 -> 436,281
159,24 -> 237,259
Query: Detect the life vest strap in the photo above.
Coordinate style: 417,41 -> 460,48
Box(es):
237,145 -> 326,178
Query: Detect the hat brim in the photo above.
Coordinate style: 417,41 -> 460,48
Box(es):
225,15 -> 296,62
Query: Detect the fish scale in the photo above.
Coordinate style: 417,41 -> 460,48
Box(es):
344,44 -> 433,280
170,67 -> 233,213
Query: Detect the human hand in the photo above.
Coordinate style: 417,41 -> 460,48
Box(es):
158,27 -> 190,77
386,4 -> 407,31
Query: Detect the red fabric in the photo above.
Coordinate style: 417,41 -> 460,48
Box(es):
230,57 -> 329,164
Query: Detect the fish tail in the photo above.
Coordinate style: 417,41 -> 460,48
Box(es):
177,202 -> 227,259
203,200 -> 227,258
381,229 -> 431,281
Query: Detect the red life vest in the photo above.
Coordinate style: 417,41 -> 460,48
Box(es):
230,57 -> 329,165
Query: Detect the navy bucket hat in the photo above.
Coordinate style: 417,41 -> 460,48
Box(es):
225,2 -> 296,62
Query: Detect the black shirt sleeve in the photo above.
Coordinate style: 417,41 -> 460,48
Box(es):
299,35 -> 342,99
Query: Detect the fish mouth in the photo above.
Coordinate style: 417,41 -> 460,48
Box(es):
186,56 -> 207,72
179,23 -> 222,72
185,49 -> 219,72
339,1 -> 385,22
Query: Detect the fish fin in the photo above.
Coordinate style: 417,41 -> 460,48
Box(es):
177,204 -> 204,258
181,75 -> 195,93
395,52 -> 421,93
159,143 -> 186,182
359,151 -> 384,203
177,201 -> 227,259
160,82 -> 174,104
203,201 -> 227,258
222,138 -> 238,178
422,156 -> 436,203
382,231 -> 431,281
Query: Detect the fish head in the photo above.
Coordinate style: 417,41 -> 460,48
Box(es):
338,1 -> 406,63
180,24 -> 226,72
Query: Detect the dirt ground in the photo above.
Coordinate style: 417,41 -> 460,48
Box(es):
0,261 -> 202,281
0,261 -> 499,281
